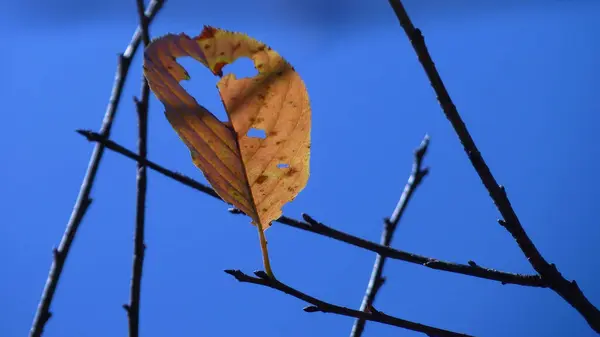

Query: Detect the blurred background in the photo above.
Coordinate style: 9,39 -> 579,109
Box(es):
1,0 -> 599,336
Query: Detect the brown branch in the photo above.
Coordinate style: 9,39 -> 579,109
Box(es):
350,135 -> 430,337
28,2 -> 165,337
386,0 -> 600,333
225,270 -> 474,337
76,130 -> 545,288
121,1 -> 152,337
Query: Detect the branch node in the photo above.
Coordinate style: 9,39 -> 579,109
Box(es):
254,270 -> 270,280
224,269 -> 245,282
83,197 -> 93,209
303,305 -> 320,313
467,260 -> 478,268
412,28 -> 424,42
415,134 -> 430,158
43,312 -> 52,323
123,304 -> 130,313
301,213 -> 322,228
383,217 -> 393,230
423,259 -> 436,267
366,304 -> 381,315
117,52 -> 126,61
76,129 -> 94,141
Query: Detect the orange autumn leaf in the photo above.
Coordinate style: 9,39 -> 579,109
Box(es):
143,26 -> 311,276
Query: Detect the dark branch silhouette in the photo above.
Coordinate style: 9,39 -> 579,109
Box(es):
122,1 -> 153,337
28,1 -> 165,337
77,130 -> 545,288
386,0 -> 600,333
350,135 -> 430,337
29,0 -> 598,335
225,270 -> 474,337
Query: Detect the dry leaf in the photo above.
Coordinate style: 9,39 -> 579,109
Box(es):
143,26 -> 311,277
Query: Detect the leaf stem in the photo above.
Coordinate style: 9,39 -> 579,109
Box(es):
256,222 -> 274,278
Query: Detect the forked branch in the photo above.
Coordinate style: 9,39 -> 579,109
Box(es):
77,130 -> 545,288
386,0 -> 600,333
350,135 -> 430,337
225,270 -> 474,337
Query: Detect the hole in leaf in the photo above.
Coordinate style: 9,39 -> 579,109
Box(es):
223,57 -> 259,79
175,57 -> 229,122
277,163 -> 289,169
247,128 -> 266,139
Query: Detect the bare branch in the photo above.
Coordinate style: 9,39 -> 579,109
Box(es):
350,135 -> 430,337
386,0 -> 600,333
225,270 -> 475,337
28,2 -> 165,336
77,130 -> 545,288
123,1 -> 152,336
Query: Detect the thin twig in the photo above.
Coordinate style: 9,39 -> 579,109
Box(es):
225,270 -> 474,337
28,2 -> 165,337
386,0 -> 600,333
350,135 -> 430,337
76,130 -> 545,288
122,1 -> 152,337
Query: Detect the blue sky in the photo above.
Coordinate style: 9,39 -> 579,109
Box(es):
2,1 -> 600,336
